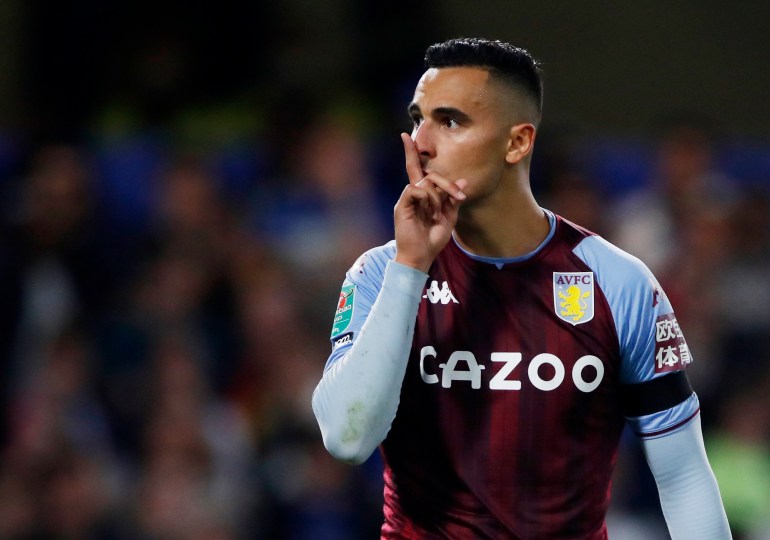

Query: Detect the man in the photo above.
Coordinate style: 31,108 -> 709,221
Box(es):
312,38 -> 731,539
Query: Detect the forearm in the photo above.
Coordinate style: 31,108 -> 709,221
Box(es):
642,415 -> 732,539
312,261 -> 427,464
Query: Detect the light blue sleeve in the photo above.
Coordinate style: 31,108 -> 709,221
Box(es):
325,241 -> 398,371
313,250 -> 428,464
573,236 -> 699,436
642,415 -> 732,538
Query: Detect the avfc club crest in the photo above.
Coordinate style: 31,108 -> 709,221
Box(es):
553,272 -> 594,325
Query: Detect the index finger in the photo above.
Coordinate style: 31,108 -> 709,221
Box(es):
401,133 -> 424,185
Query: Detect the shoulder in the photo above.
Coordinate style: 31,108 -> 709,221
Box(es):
344,240 -> 397,289
554,216 -> 658,293
572,232 -> 671,322
572,233 -> 656,289
572,228 -> 673,335
571,233 -> 689,385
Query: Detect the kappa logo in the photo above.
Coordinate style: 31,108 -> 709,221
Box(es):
423,280 -> 459,304
553,272 -> 594,325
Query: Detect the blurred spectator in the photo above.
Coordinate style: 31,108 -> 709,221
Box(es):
250,114 -> 389,287
1,145 -> 114,393
653,201 -> 734,406
714,189 -> 770,392
541,168 -> 610,236
229,253 -> 321,435
609,116 -> 742,274
0,465 -> 36,538
39,449 -> 118,538
132,334 -> 256,539
150,157 -> 234,256
1,327 -> 122,538
95,157 -> 241,454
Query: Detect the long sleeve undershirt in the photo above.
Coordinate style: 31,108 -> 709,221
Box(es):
641,415 -> 732,539
312,261 -> 426,464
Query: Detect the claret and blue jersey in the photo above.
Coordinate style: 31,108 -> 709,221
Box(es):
326,210 -> 698,539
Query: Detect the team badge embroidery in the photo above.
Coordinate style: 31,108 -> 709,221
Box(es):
331,282 -> 355,337
553,272 -> 594,325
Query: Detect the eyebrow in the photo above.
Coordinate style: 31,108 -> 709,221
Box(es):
407,103 -> 472,124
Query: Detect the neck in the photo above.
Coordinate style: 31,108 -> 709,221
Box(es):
453,184 -> 549,258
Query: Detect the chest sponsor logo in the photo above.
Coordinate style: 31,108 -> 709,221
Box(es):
418,347 -> 605,393
331,283 -> 355,337
553,272 -> 594,325
423,280 -> 459,304
655,313 -> 692,373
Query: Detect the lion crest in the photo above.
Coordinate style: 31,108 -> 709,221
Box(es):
553,272 -> 594,325
559,285 -> 590,321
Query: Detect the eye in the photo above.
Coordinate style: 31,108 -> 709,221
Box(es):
410,114 -> 423,128
441,117 -> 461,129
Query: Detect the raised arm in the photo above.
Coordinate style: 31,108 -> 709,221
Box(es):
312,134 -> 466,464
312,260 -> 426,463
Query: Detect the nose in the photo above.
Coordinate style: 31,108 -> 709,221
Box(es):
412,122 -> 436,160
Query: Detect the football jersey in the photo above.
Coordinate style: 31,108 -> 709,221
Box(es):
326,211 -> 699,539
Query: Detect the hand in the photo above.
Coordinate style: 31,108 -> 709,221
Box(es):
394,133 -> 467,273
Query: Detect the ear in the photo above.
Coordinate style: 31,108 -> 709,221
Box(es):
505,123 -> 537,165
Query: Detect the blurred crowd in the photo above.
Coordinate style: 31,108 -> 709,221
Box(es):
0,111 -> 769,539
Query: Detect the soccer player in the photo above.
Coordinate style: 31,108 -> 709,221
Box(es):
312,38 -> 731,539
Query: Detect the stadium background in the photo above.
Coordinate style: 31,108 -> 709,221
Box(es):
0,1 -> 769,538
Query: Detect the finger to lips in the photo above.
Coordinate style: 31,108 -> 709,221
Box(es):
401,133 -> 424,185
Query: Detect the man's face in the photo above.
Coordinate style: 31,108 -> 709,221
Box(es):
408,67 -> 513,200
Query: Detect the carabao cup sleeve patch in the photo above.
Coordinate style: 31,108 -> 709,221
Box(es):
331,281 -> 356,337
